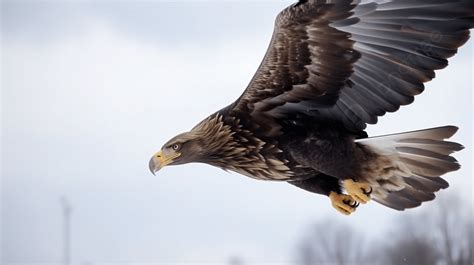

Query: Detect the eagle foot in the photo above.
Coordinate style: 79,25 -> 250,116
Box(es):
343,179 -> 372,204
329,192 -> 359,215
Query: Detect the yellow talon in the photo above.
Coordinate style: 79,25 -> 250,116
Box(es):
329,192 -> 359,215
343,179 -> 372,204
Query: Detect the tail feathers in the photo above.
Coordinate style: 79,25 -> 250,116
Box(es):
357,125 -> 458,140
398,147 -> 461,177
397,138 -> 463,155
404,174 -> 449,192
376,186 -> 436,211
356,126 -> 464,211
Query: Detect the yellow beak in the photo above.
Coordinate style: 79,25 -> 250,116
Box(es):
148,150 -> 180,175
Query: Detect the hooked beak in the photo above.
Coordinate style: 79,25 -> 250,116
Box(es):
149,151 -> 164,175
148,150 -> 180,175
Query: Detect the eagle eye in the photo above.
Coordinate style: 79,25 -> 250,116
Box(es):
171,143 -> 181,151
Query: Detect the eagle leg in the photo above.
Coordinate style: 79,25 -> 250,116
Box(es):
329,192 -> 359,215
343,179 -> 372,204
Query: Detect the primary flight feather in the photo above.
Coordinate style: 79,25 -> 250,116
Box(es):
149,0 -> 472,215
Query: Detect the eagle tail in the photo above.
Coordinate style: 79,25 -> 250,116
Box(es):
355,126 -> 464,210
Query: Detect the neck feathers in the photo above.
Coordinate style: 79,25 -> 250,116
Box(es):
191,114 -> 245,162
191,113 -> 293,180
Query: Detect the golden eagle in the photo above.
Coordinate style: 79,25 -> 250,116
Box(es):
149,0 -> 473,215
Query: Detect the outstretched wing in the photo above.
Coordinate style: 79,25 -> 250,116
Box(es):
231,0 -> 362,130
230,0 -> 474,132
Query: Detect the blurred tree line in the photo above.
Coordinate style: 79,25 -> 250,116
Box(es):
296,194 -> 473,265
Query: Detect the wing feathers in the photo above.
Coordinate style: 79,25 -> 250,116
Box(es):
326,0 -> 473,130
229,0 -> 473,134
231,0 -> 360,129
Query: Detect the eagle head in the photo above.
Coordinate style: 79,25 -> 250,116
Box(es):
148,131 -> 206,175
149,114 -> 237,175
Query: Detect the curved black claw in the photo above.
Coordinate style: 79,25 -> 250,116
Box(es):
362,186 -> 373,196
343,199 -> 359,208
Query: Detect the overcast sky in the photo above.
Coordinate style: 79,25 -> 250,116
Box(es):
1,1 -> 473,265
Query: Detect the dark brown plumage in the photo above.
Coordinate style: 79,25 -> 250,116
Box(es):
149,0 -> 472,215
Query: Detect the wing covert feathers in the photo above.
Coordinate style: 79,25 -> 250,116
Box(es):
355,126 -> 463,211
231,0 -> 474,133
234,0 -> 360,120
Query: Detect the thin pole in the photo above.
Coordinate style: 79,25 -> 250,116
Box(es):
60,197 -> 71,265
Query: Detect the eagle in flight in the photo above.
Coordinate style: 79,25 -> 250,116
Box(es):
149,0 -> 473,215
